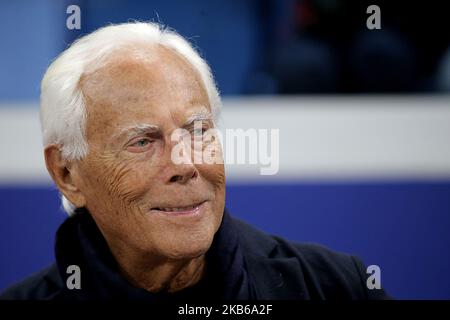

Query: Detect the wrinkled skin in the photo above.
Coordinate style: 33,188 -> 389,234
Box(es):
45,45 -> 226,292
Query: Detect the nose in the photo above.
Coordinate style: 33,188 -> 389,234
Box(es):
163,137 -> 199,185
168,163 -> 198,184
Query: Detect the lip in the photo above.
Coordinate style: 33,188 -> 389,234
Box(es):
150,200 -> 207,217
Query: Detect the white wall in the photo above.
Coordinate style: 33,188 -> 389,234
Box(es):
1,96 -> 449,184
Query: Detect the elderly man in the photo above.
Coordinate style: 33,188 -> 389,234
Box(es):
1,22 -> 387,300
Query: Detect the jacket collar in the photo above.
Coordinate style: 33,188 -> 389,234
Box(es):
229,214 -> 309,299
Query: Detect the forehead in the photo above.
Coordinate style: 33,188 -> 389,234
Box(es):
79,45 -> 210,142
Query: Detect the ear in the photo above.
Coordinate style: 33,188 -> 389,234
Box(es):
44,145 -> 86,208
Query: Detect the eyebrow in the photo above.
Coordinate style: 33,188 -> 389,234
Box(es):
110,111 -> 214,142
112,123 -> 161,142
183,111 -> 214,127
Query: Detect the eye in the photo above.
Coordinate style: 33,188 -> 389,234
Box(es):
127,138 -> 154,152
192,127 -> 207,138
133,139 -> 151,147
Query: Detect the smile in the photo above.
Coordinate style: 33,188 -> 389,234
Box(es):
150,201 -> 207,216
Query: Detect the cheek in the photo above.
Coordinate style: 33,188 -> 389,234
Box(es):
80,156 -> 155,213
198,163 -> 226,197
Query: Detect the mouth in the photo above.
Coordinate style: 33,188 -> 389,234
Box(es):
150,200 -> 207,216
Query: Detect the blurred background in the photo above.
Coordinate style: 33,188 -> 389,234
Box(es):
0,0 -> 449,299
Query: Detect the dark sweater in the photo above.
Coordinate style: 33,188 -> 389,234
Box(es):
0,209 -> 389,300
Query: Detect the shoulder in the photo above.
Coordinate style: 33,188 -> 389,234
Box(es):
231,216 -> 389,299
231,215 -> 356,266
0,264 -> 63,300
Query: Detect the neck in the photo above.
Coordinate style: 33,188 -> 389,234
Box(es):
109,244 -> 207,293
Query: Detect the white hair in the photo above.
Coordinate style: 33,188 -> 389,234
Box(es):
40,22 -> 222,216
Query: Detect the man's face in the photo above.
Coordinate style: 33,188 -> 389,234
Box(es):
73,45 -> 225,260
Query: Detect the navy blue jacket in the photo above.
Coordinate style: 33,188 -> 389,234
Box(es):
0,209 -> 389,300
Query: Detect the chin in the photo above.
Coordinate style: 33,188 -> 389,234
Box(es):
161,232 -> 215,261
